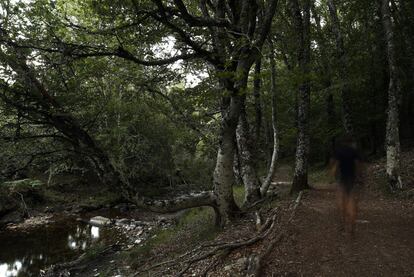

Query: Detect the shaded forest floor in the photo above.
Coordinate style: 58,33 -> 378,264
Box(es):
27,150 -> 414,276
262,188 -> 414,276
125,150 -> 414,277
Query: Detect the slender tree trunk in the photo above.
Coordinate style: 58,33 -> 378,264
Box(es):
381,0 -> 403,190
236,98 -> 262,205
327,0 -> 355,137
261,41 -> 279,196
291,0 -> 311,194
253,58 -> 262,142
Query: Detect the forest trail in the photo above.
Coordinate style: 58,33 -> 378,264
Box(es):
264,186 -> 414,276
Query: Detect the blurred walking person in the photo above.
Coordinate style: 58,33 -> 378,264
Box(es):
330,136 -> 363,234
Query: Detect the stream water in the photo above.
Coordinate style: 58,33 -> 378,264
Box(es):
0,215 -> 124,277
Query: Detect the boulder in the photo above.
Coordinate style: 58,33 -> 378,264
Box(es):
89,216 -> 112,226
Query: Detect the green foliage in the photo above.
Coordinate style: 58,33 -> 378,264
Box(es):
1,0 -> 413,198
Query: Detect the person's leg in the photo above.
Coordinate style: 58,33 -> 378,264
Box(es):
336,185 -> 346,230
348,190 -> 358,234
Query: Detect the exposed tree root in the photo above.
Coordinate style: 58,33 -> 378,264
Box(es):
135,192 -> 304,277
246,191 -> 303,277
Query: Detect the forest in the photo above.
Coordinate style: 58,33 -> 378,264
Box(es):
0,0 -> 413,276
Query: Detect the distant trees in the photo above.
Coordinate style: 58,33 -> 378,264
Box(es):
327,0 -> 354,137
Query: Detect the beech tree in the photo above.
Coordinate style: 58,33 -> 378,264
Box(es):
290,0 -> 311,194
381,0 -> 403,190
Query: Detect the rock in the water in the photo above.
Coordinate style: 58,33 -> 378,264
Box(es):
89,216 -> 112,226
118,218 -> 130,224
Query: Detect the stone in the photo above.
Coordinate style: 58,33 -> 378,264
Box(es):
118,218 -> 130,224
89,216 -> 112,226
136,229 -> 143,236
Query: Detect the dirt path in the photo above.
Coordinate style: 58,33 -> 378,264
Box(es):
264,189 -> 414,276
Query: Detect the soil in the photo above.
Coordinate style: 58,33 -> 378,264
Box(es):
263,188 -> 414,276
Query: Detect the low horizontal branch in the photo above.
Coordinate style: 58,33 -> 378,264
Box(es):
132,191 -> 216,213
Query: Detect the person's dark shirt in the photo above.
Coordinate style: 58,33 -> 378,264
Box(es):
334,145 -> 361,184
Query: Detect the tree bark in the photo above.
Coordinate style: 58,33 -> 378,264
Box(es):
213,92 -> 242,226
261,40 -> 279,197
253,58 -> 263,142
236,98 -> 262,205
291,0 -> 311,194
381,0 -> 403,190
327,0 -> 355,137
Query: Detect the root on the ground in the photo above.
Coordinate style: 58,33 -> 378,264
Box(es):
136,191 -> 304,277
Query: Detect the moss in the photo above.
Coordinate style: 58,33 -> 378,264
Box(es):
233,185 -> 245,207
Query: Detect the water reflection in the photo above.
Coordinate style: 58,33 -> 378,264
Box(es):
0,217 -> 121,277
0,261 -> 22,277
91,226 -> 99,239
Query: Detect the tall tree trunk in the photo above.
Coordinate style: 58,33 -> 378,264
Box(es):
236,98 -> 262,205
291,0 -> 311,194
381,0 -> 403,190
327,0 -> 355,137
253,58 -> 263,142
213,82 -> 244,226
261,40 -> 279,196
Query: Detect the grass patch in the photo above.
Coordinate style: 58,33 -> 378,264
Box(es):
127,206 -> 219,270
